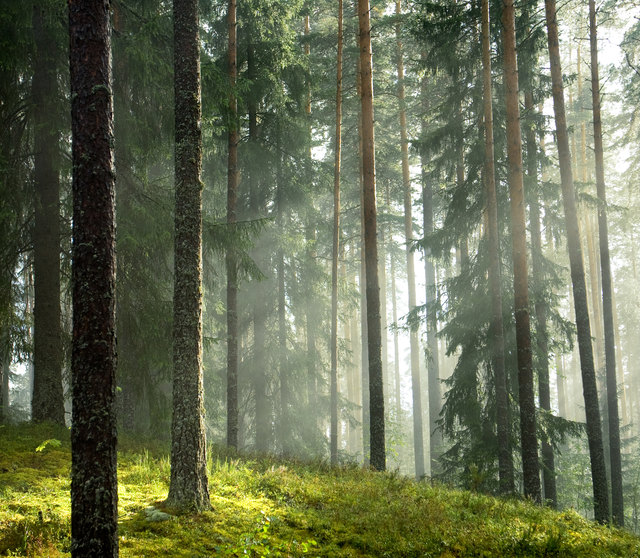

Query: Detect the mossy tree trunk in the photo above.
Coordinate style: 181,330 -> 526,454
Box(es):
166,0 -> 210,512
358,0 -> 385,472
544,0 -> 609,523
69,0 -> 118,554
32,4 -> 64,426
482,0 -> 514,495
589,0 -> 623,526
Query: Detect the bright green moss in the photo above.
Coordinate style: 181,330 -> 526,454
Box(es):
0,424 -> 639,557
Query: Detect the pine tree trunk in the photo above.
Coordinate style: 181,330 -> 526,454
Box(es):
589,0 -> 623,526
482,0 -> 514,495
32,4 -> 64,426
167,0 -> 210,511
225,0 -> 239,450
502,0 -> 540,503
330,0 -> 343,466
395,0 -> 424,479
69,0 -> 119,553
544,0 -> 609,523
358,0 -> 385,471
526,90 -> 557,508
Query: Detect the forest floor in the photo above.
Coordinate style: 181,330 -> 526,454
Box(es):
0,423 -> 639,557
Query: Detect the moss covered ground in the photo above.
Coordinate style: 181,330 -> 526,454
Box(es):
1,423 -> 639,557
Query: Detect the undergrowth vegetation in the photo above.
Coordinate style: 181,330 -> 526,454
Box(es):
1,423 -> 639,557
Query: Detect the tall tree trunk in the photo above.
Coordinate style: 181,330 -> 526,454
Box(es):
32,4 -> 64,425
358,0 -> 385,471
167,0 -> 210,512
526,91 -> 557,507
544,0 -> 609,523
225,0 -> 239,450
330,0 -> 343,466
69,0 -> 119,553
395,0 -> 424,479
502,0 -> 540,503
482,0 -> 514,495
589,0 -> 623,526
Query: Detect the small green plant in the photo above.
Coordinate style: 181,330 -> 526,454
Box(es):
34,439 -> 62,453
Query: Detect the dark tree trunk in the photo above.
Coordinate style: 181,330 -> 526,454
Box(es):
226,0 -> 239,450
166,0 -> 210,512
589,0 -> 623,527
544,0 -> 609,523
482,0 -> 514,495
395,0 -> 424,479
69,0 -> 118,554
358,0 -> 385,471
330,0 -> 343,466
32,4 -> 64,426
501,0 -> 540,503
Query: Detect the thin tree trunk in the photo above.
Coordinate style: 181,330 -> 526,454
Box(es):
502,0 -> 540,503
225,0 -> 239,450
482,0 -> 514,495
589,0 -> 623,526
526,91 -> 557,508
32,4 -> 64,425
330,0 -> 343,466
358,0 -> 385,471
544,0 -> 609,523
69,0 -> 119,552
395,0 -> 423,479
556,353 -> 567,418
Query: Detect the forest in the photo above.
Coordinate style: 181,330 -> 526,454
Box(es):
2,0 -> 640,555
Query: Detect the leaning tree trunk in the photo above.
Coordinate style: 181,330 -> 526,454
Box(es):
225,0 -> 239,451
482,0 -> 514,495
166,0 -> 210,512
502,0 -> 540,503
395,0 -> 424,479
589,0 -> 623,527
330,0 -> 343,466
32,4 -> 64,426
69,0 -> 119,553
544,0 -> 609,523
358,0 -> 385,471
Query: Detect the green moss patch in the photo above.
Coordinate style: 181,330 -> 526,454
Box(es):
0,424 -> 638,557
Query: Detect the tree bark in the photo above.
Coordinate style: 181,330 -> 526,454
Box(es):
358,0 -> 385,471
395,0 -> 424,479
330,0 -> 343,466
32,4 -> 64,426
166,0 -> 210,512
225,0 -> 239,450
482,0 -> 514,495
69,0 -> 118,553
502,0 -> 540,503
544,0 -> 609,523
589,0 -> 623,526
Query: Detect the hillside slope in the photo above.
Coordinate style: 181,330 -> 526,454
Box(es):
1,423 -> 638,557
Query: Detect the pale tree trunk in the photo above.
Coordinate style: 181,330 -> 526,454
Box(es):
502,0 -> 540,503
544,0 -> 609,523
69,0 -> 119,552
32,4 -> 64,425
330,0 -> 343,466
589,0 -> 623,526
358,0 -> 385,471
482,0 -> 514,495
395,0 -> 424,479
247,42 -> 270,453
225,0 -> 239,450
